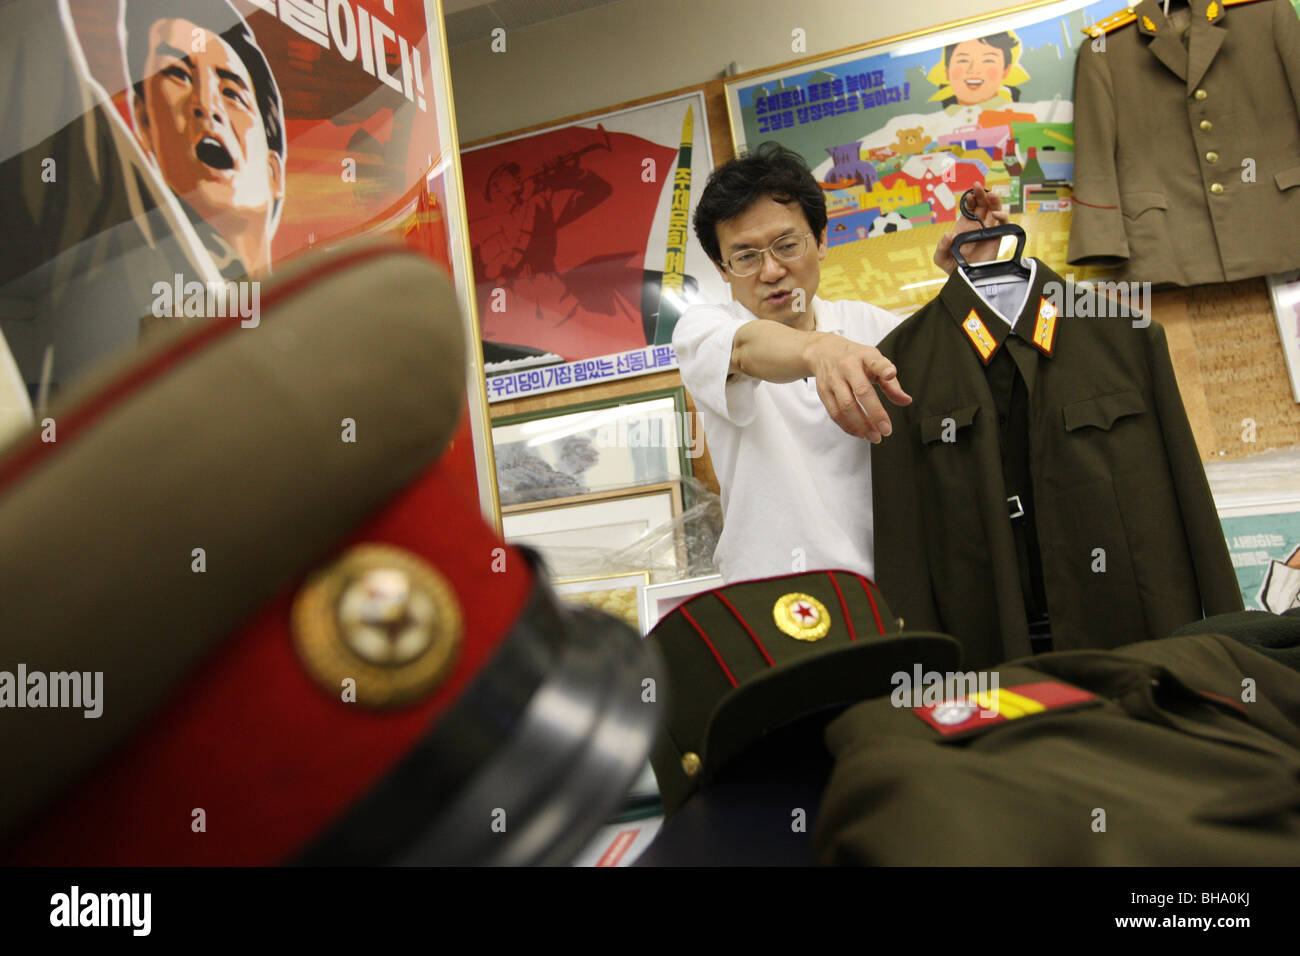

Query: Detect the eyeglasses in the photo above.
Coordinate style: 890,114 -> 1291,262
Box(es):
722,231 -> 814,277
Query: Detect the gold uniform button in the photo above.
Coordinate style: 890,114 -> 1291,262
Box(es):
682,752 -> 702,776
1205,151 -> 1218,164
1194,89 -> 1207,100
1210,183 -> 1224,195
1199,120 -> 1212,132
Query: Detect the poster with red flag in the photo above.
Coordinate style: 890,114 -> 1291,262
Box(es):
0,0 -> 496,515
461,92 -> 728,402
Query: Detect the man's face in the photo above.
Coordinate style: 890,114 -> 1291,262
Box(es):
133,18 -> 282,230
713,195 -> 827,328
947,39 -> 1010,106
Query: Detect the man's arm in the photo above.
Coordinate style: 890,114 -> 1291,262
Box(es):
731,319 -> 910,443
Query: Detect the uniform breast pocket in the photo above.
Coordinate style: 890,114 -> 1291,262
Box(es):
1060,389 -> 1148,479
1062,390 -> 1145,432
1120,191 -> 1167,220
1274,166 -> 1300,192
1120,191 -> 1170,258
920,404 -> 980,446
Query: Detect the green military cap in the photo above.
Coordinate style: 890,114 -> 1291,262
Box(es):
647,570 -> 962,814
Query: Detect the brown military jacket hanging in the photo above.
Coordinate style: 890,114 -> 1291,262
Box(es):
1067,0 -> 1300,285
870,259 -> 1242,668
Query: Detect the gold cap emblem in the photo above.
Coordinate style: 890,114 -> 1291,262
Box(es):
292,544 -> 462,708
682,752 -> 702,776
773,592 -> 832,641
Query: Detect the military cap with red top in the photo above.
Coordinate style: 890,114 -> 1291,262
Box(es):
647,570 -> 961,814
0,239 -> 660,865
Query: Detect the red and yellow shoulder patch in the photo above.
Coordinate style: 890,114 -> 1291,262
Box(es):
914,681 -> 1098,736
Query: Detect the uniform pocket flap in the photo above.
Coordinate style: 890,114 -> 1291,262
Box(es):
921,404 -> 980,443
1274,166 -> 1300,191
1120,191 -> 1167,218
1062,389 -> 1146,432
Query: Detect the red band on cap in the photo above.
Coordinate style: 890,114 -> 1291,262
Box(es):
680,606 -> 739,688
0,244 -> 419,495
3,454 -> 533,866
825,572 -> 857,643
853,575 -> 887,635
711,592 -> 775,667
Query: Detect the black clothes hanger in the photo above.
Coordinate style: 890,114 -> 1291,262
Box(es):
950,188 -> 1031,281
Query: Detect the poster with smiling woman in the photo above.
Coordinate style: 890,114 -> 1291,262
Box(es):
0,0 -> 497,513
723,0 -> 1117,314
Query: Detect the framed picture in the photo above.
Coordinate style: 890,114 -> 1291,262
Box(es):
1215,494 -> 1300,614
502,481 -> 686,579
722,0 -> 1117,315
1267,269 -> 1300,404
639,574 -> 725,636
492,387 -> 694,506
461,91 -> 730,402
552,571 -> 652,634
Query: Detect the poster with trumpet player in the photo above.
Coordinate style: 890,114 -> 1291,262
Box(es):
461,92 -> 727,397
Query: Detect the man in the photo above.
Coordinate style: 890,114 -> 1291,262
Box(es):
673,142 -> 1002,583
124,0 -> 286,279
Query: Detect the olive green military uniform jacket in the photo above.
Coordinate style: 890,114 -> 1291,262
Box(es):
871,260 -> 1241,669
813,633 -> 1300,865
1067,0 -> 1300,285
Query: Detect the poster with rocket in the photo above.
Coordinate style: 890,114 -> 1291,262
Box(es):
461,92 -> 727,401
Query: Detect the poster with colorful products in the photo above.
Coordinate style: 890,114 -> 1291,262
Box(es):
723,0 -> 1117,315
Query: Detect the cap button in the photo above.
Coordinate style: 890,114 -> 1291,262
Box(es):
681,752 -> 702,776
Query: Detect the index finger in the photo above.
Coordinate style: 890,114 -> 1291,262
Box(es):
863,354 -> 912,406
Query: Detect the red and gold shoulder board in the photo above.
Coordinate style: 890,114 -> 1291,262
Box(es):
1082,8 -> 1137,37
1085,0 -> 1265,35
914,681 -> 1098,736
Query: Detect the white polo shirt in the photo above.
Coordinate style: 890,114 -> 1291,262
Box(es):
673,296 -> 903,583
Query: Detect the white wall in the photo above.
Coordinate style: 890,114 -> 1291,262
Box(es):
448,0 -> 1025,143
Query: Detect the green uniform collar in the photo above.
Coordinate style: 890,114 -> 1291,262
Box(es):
938,257 -> 1061,365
